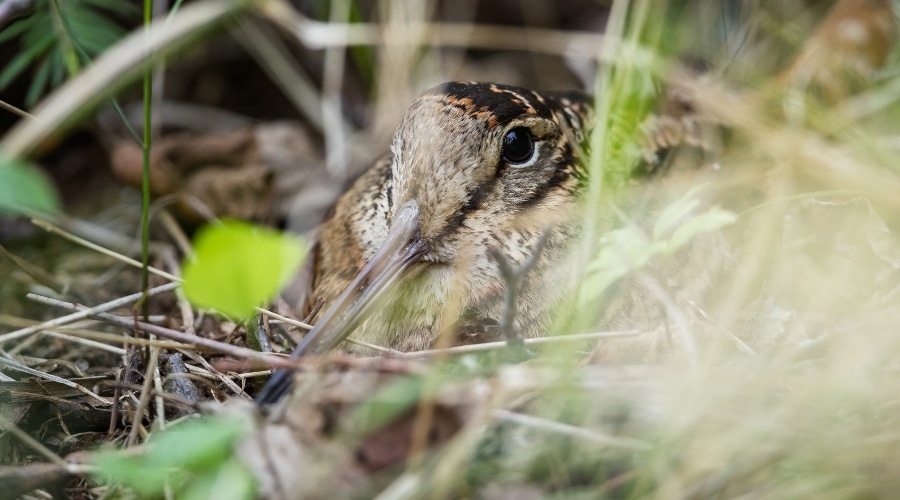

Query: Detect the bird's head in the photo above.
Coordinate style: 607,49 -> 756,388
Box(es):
257,82 -> 592,404
390,82 -> 592,262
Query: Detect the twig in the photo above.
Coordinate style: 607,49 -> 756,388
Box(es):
183,364 -> 271,380
320,0 -> 350,177
42,326 -> 191,352
0,99 -> 35,120
254,313 -> 272,353
157,209 -> 192,257
255,308 -> 313,330
178,349 -> 252,398
0,282 -> 180,345
30,217 -> 181,282
152,349 -> 167,432
26,293 -> 290,367
126,345 -> 160,446
155,244 -> 197,334
486,231 -> 552,355
492,409 -> 651,450
263,0 -> 617,61
0,414 -> 70,470
101,381 -> 199,410
394,330 -> 646,359
109,368 -> 122,436
0,243 -> 63,293
33,329 -> 126,355
0,356 -> 111,406
31,215 -> 326,337
637,273 -> 698,366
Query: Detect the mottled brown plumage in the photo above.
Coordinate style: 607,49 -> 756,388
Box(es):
259,82 -> 591,403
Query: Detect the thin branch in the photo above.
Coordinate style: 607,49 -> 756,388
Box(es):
26,293 -> 290,367
488,232 -> 552,345
395,330 -> 647,358
126,344 -> 160,446
0,355 -> 111,405
492,409 -> 651,450
0,282 -> 180,345
0,414 -> 70,469
262,0 -> 616,61
30,216 -> 181,282
0,99 -> 35,119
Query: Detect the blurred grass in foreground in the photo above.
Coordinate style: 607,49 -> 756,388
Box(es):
503,0 -> 900,497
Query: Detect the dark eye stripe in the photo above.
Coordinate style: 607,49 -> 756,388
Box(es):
515,142 -> 579,210
435,176 -> 501,242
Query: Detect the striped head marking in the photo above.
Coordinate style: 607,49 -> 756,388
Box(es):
388,81 -> 593,261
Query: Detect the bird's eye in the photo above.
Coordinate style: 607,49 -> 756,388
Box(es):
502,127 -> 536,166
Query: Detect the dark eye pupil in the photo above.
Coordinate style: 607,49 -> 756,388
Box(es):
502,127 -> 534,165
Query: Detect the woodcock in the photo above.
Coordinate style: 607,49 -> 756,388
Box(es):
257,82 -> 592,404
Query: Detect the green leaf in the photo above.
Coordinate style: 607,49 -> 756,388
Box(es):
0,33 -> 55,92
652,183 -> 708,240
579,226 -> 656,306
93,417 -> 252,498
664,207 -> 736,254
348,375 -> 425,434
579,189 -> 737,307
181,459 -> 257,500
182,220 -> 306,319
0,17 -> 33,44
25,58 -> 52,108
147,417 -> 249,469
0,156 -> 60,215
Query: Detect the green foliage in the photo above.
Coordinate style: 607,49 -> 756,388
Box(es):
599,67 -> 659,189
182,220 -> 306,319
579,185 -> 736,307
0,153 -> 59,214
94,417 -> 255,499
339,375 -> 427,440
590,1 -> 664,191
0,0 -> 137,107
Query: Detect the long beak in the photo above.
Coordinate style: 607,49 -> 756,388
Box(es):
256,200 -> 426,404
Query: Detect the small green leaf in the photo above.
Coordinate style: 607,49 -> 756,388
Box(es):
348,375 -> 425,434
0,17 -> 33,44
93,453 -> 173,497
665,207 -> 736,254
148,418 -> 249,469
181,458 -> 257,500
25,57 -> 52,108
94,417 -> 252,498
0,155 -> 60,215
0,33 -> 55,91
182,220 -> 306,319
653,183 -> 708,240
579,189 -> 737,307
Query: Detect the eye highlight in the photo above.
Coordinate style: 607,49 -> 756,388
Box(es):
501,127 -> 537,167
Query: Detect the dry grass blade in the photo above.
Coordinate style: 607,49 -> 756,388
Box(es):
26,293 -> 287,366
0,414 -> 70,469
262,0 -> 616,60
0,0 -> 255,157
395,330 -> 646,358
0,282 -> 179,345
0,355 -> 110,405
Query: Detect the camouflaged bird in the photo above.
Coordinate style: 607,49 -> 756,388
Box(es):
259,82 -> 592,403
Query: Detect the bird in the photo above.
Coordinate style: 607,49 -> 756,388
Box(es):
257,81 -> 593,404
